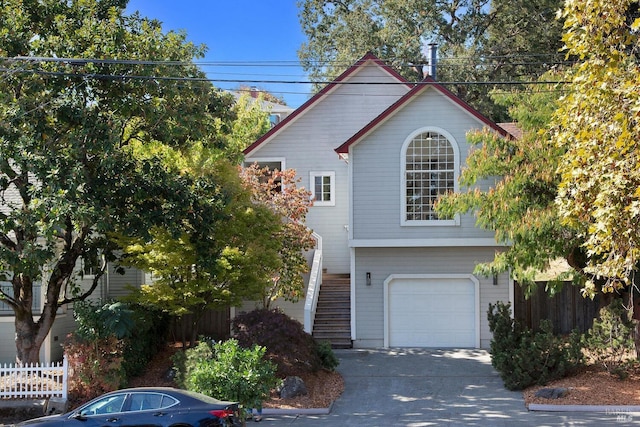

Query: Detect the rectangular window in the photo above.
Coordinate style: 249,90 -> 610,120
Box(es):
243,158 -> 286,193
81,253 -> 103,279
310,171 -> 335,206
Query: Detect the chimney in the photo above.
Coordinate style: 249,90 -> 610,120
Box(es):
427,43 -> 437,80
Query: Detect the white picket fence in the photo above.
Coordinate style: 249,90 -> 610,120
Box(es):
0,357 -> 68,399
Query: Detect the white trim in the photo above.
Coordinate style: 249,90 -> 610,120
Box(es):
349,238 -> 505,248
309,171 -> 336,206
242,157 -> 286,171
400,126 -> 461,226
383,274 -> 480,348
350,247 -> 356,341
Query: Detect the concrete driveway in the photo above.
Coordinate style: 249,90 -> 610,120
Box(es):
258,348 -> 637,426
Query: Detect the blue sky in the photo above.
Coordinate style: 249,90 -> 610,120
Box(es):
126,0 -> 311,108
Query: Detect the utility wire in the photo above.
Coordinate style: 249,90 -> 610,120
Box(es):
0,67 -> 568,87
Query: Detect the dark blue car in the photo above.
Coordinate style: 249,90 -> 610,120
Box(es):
18,387 -> 241,427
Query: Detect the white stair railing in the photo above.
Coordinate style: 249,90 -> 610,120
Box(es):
304,232 -> 323,334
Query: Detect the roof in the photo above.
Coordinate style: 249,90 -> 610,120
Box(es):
335,75 -> 512,154
229,90 -> 294,116
497,122 -> 523,139
243,52 -> 413,156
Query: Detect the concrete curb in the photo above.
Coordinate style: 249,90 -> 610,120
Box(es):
529,404 -> 640,413
261,400 -> 333,416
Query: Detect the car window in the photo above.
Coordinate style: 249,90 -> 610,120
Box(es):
80,394 -> 127,416
129,393 -> 164,411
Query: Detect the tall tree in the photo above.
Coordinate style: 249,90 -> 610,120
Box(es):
0,0 -> 233,363
240,166 -> 315,309
297,0 -> 565,120
117,159 -> 281,347
552,0 -> 640,295
436,75 -> 582,294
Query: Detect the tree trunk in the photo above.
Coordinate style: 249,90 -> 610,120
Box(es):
14,308 -> 54,365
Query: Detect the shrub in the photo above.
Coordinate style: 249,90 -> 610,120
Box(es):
72,300 -> 169,379
232,308 -> 338,376
315,340 -> 339,371
122,303 -> 170,377
174,339 -> 279,416
64,334 -> 126,401
582,299 -> 636,378
171,337 -> 215,389
488,301 -> 583,390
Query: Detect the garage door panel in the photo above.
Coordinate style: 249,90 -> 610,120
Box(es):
387,277 -> 476,347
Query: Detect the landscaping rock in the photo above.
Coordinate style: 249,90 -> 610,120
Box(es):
534,387 -> 569,399
278,376 -> 308,399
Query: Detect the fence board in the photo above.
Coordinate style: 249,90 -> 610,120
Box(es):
169,308 -> 231,343
0,357 -> 67,399
514,281 -> 599,334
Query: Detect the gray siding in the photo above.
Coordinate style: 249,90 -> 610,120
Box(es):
0,319 -> 15,363
353,247 -> 510,349
47,310 -> 75,361
106,266 -> 144,300
351,89 -> 497,241
247,63 -> 409,274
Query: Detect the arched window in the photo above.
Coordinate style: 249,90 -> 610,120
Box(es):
402,129 -> 458,224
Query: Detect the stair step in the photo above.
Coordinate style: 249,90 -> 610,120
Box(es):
312,274 -> 352,349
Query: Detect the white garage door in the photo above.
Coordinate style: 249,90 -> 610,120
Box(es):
386,276 -> 477,347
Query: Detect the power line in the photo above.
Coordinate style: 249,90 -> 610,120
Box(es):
0,66 -> 568,87
3,55 -> 576,71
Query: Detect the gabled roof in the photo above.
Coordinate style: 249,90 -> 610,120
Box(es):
335,76 -> 512,154
243,52 -> 413,156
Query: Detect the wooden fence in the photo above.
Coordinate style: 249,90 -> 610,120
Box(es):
0,357 -> 68,399
513,281 -> 600,334
169,308 -> 231,343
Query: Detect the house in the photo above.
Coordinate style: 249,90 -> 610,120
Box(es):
241,53 -> 513,349
0,257 -> 145,364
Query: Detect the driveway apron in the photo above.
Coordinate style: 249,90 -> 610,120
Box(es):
259,348 -> 638,426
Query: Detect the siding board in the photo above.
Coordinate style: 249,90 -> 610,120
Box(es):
246,62 -> 409,274
351,89 -> 498,241
353,247 -> 509,349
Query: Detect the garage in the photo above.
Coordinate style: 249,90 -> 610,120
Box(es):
383,274 -> 479,347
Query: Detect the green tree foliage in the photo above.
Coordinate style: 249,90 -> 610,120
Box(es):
436,75 -> 582,293
0,0 -> 234,364
225,92 -> 272,164
552,0 -> 640,294
297,0 -> 565,120
118,160 -> 282,347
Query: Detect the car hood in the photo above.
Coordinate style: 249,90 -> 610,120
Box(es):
18,413 -> 67,426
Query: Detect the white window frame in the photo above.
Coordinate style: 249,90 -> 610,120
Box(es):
310,171 -> 335,206
81,256 -> 98,279
400,127 -> 460,226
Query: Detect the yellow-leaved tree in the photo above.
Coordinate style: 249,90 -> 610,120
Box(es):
553,0 -> 640,295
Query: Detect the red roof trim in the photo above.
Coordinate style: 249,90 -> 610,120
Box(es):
243,52 -> 412,156
335,76 -> 511,154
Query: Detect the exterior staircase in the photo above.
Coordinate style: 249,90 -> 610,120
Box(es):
312,274 -> 352,349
